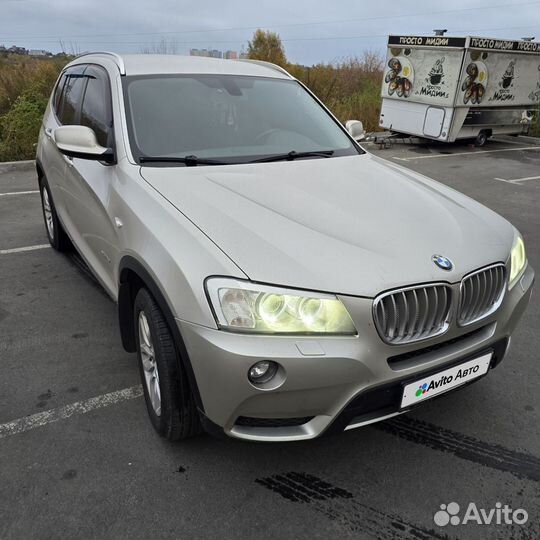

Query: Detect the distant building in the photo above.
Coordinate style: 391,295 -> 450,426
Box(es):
190,48 -> 241,59
29,49 -> 49,57
190,48 -> 210,57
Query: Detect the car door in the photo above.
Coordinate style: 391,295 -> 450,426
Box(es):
60,65 -> 119,296
42,66 -> 87,217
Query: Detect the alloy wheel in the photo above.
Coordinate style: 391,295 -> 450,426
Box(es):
138,310 -> 162,416
42,187 -> 55,240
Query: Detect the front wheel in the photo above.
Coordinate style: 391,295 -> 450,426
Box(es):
134,288 -> 201,441
39,177 -> 71,252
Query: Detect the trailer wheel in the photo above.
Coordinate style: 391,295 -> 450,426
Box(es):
474,130 -> 489,147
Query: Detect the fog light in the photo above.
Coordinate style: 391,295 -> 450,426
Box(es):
248,361 -> 278,384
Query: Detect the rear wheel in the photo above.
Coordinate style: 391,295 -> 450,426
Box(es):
134,287 -> 201,441
474,130 -> 489,147
39,177 -> 71,252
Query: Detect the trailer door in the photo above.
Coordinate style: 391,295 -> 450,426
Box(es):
423,107 -> 445,137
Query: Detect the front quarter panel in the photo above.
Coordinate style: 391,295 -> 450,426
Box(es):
115,161 -> 247,328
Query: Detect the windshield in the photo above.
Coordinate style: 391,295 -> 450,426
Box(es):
122,74 -> 362,165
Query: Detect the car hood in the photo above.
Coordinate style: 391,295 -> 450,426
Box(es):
140,153 -> 513,297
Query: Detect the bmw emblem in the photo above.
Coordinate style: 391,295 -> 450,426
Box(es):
432,254 -> 453,271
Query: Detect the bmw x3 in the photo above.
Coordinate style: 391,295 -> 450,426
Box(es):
36,53 -> 534,442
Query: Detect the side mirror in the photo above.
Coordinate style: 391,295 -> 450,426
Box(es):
54,125 -> 115,163
345,120 -> 366,142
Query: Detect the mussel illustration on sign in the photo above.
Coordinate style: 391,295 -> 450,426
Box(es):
385,57 -> 413,98
462,61 -> 488,105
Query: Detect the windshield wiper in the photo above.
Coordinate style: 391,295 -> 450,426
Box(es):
139,155 -> 229,166
139,150 -> 335,166
248,150 -> 334,164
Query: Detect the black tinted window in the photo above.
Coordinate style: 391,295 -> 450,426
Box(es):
80,66 -> 113,147
57,67 -> 87,125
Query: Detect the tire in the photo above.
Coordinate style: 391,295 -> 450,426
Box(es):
134,287 -> 201,441
39,176 -> 71,252
474,130 -> 488,147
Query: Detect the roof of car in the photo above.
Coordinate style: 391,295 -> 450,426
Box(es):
71,52 -> 292,79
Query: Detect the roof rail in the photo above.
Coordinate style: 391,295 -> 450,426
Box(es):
75,51 -> 126,75
238,59 -> 292,78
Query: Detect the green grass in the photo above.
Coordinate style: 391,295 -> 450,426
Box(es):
0,54 -> 68,161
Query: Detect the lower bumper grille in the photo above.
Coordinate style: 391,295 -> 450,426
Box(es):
235,416 -> 314,428
387,325 -> 491,368
324,338 -> 509,436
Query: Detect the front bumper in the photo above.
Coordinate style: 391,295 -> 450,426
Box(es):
178,264 -> 534,442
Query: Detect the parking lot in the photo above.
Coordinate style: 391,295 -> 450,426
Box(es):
1,139 -> 539,539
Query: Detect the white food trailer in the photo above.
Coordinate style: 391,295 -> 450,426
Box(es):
379,35 -> 540,145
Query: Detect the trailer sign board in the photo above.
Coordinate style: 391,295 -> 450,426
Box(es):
469,37 -> 540,52
388,35 -> 540,52
382,47 -> 464,106
388,35 -> 466,48
382,35 -> 540,107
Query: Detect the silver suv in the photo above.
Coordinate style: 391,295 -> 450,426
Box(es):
36,53 -> 534,442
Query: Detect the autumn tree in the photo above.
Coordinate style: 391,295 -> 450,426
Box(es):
247,29 -> 287,67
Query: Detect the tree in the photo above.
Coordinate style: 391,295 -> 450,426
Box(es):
247,29 -> 287,67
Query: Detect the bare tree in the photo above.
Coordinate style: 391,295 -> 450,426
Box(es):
141,38 -> 179,55
58,41 -> 81,56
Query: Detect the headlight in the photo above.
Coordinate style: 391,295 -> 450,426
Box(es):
509,233 -> 527,288
205,278 -> 357,335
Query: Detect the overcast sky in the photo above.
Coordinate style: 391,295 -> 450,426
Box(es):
1,0 -> 539,64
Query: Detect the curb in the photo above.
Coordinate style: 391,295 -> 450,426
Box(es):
0,160 -> 36,173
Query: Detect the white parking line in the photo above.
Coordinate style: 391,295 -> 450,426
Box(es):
0,190 -> 39,197
494,175 -> 540,184
0,385 -> 143,440
392,146 -> 540,162
0,244 -> 50,255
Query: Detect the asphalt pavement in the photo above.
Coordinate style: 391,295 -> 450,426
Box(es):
0,139 -> 539,539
